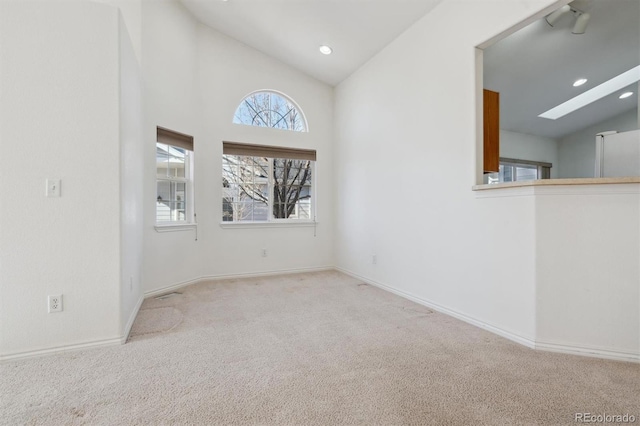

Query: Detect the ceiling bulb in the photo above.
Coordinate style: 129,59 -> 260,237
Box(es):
545,5 -> 571,27
619,92 -> 634,99
319,45 -> 332,55
572,12 -> 590,34
573,78 -> 588,87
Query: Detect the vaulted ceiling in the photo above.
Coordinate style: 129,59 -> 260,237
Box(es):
179,0 -> 443,86
179,0 -> 638,140
484,0 -> 639,139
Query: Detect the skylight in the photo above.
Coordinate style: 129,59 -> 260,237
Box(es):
539,65 -> 640,120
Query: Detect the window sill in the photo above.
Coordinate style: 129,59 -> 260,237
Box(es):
473,177 -> 640,191
154,223 -> 198,233
220,221 -> 316,229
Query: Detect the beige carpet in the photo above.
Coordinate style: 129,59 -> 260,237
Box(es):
1,271 -> 638,425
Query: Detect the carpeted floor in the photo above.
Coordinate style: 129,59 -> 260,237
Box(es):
1,271 -> 638,425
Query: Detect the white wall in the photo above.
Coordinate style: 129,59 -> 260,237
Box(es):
118,13 -> 144,335
0,1 -> 128,358
535,185 -> 639,359
141,0 -> 334,294
334,0 -> 639,360
93,0 -> 142,63
334,0 -> 562,346
141,0 -> 203,293
3,0 -> 636,362
558,108 -> 638,178
500,130 -> 559,178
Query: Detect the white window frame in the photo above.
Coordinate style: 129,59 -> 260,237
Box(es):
487,157 -> 552,184
155,128 -> 196,231
233,90 -> 309,133
268,158 -> 314,222
221,154 -> 315,226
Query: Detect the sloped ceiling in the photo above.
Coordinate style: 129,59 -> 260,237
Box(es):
179,0 -> 443,86
179,0 -> 638,140
484,0 -> 640,140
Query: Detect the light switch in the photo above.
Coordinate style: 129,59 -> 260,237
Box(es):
46,179 -> 61,197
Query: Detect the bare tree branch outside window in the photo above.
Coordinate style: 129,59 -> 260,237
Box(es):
233,92 -> 307,132
222,155 -> 311,221
226,91 -> 311,221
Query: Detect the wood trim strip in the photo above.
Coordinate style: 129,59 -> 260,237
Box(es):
157,127 -> 194,151
223,141 -> 316,161
483,89 -> 500,173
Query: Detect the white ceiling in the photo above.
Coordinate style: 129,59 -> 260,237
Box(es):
179,0 -> 443,86
178,0 -> 638,140
484,0 -> 640,140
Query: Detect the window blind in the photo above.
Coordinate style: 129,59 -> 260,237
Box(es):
223,141 -> 316,161
157,127 -> 194,151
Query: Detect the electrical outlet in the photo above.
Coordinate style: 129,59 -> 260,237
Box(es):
372,255 -> 377,265
48,295 -> 63,313
261,248 -> 268,257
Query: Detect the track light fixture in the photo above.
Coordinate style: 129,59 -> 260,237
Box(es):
545,5 -> 571,26
571,11 -> 590,34
545,4 -> 590,34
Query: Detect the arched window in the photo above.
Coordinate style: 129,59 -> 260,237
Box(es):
233,91 -> 308,132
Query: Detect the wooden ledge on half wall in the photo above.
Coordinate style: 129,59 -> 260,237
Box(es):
473,177 -> 640,191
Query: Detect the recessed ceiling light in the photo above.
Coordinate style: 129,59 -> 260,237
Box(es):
573,78 -> 588,87
619,91 -> 634,99
319,45 -> 332,55
539,65 -> 640,120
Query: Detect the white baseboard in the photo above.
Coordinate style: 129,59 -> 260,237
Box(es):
1,267 -> 330,362
336,267 -> 536,349
0,337 -> 123,363
2,295 -> 145,362
5,268 -> 636,364
337,267 -> 640,364
144,266 -> 335,298
121,295 -> 144,344
535,341 -> 639,363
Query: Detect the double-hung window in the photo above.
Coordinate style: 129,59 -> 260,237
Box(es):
222,142 -> 315,223
156,127 -> 194,224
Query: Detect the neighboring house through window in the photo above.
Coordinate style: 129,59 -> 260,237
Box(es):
222,143 -> 315,222
156,127 -> 194,224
